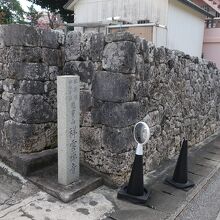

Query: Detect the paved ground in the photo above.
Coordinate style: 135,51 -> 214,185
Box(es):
176,168 -> 220,220
0,132 -> 219,220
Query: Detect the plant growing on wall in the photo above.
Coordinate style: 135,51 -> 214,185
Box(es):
27,0 -> 74,22
0,0 -> 24,24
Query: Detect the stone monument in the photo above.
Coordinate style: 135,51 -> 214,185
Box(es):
57,75 -> 80,185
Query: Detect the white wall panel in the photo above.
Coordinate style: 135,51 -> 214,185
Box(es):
167,0 -> 205,57
74,0 -> 168,25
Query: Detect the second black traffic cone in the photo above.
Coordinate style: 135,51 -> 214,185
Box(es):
165,139 -> 195,189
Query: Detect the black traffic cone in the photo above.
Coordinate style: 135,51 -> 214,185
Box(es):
165,139 -> 195,189
117,144 -> 150,204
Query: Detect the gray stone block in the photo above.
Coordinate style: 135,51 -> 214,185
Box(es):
105,32 -> 135,43
4,120 -> 57,153
102,126 -> 135,154
63,61 -> 94,84
65,31 -> 81,61
10,94 -> 56,123
39,29 -> 60,49
7,46 -> 42,63
94,102 -> 140,127
0,24 -> 41,47
6,63 -> 49,81
102,41 -> 136,74
81,32 -> 104,62
93,71 -> 135,102
42,48 -> 62,66
19,80 -> 45,94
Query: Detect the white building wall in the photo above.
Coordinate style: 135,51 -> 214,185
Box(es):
167,0 -> 205,57
74,0 -> 168,25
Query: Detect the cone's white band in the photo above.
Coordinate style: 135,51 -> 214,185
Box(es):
136,143 -> 143,155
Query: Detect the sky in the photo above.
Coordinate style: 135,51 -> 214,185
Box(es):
18,0 -> 42,12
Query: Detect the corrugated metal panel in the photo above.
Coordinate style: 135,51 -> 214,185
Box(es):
74,0 -> 168,25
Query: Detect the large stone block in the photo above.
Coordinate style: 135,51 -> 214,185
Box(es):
102,126 -> 135,154
7,47 -> 42,63
5,63 -> 49,81
39,29 -> 60,49
93,102 -> 140,127
10,94 -> 56,123
93,71 -> 135,102
18,80 -> 45,94
42,48 -> 63,66
81,33 -> 104,62
105,32 -> 135,43
2,79 -> 44,94
63,61 -> 94,84
0,24 -> 40,47
3,120 -> 57,153
102,41 -> 136,74
65,31 -> 81,61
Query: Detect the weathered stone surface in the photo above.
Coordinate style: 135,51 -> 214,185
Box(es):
80,90 -> 93,112
7,46 -> 42,63
81,33 -> 104,61
102,41 -> 136,74
10,94 -> 56,123
93,71 -> 135,102
49,66 -> 60,81
44,81 -> 56,93
39,29 -> 60,49
94,102 -> 140,127
2,91 -> 14,102
3,120 -> 56,153
65,31 -> 81,61
63,61 -> 94,84
0,63 -> 5,80
102,126 -> 135,154
0,99 -> 10,112
2,79 -> 18,93
0,48 -> 8,63
80,127 -> 102,152
0,24 -> 40,47
19,80 -> 45,94
105,32 -> 135,43
42,48 -> 62,66
5,63 -> 49,80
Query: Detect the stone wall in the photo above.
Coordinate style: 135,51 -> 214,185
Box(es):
64,31 -> 220,185
1,25 -> 220,186
0,24 -> 64,156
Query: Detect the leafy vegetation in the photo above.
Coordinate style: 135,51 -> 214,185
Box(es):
28,0 -> 74,22
0,0 -> 24,24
